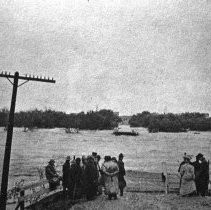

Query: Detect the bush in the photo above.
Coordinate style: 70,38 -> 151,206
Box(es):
0,108 -> 121,130
129,111 -> 211,132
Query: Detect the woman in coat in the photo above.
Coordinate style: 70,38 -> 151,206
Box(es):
179,155 -> 196,196
101,156 -> 119,200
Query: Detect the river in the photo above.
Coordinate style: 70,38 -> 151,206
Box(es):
0,127 -> 211,189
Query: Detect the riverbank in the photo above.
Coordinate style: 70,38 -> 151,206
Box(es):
70,193 -> 211,210
6,170 -> 211,210
70,170 -> 211,210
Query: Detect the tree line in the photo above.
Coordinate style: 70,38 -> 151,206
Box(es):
1,108 -> 211,132
0,108 -> 121,130
129,111 -> 211,132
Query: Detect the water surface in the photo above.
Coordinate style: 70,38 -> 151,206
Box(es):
0,127 -> 211,188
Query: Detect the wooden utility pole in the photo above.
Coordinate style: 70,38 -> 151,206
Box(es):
0,71 -> 55,210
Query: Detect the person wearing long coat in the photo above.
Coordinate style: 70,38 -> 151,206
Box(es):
69,158 -> 83,199
45,159 -> 61,190
101,156 -> 119,200
117,153 -> 126,196
179,155 -> 196,196
62,156 -> 71,194
81,155 -> 87,197
84,156 -> 98,200
193,153 -> 209,196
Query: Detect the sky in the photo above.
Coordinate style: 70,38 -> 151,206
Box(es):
0,0 -> 210,115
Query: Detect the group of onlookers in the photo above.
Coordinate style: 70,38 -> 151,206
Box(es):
45,152 -> 126,200
45,151 -> 209,200
179,153 -> 210,197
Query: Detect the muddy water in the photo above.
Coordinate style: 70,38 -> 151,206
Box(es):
0,127 -> 211,188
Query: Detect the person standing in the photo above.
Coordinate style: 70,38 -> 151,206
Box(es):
193,153 -> 209,196
179,155 -> 196,196
69,157 -> 83,199
178,153 -> 188,190
101,156 -> 119,200
117,153 -> 126,196
62,156 -> 71,195
96,155 -> 102,195
45,159 -> 61,191
81,156 -> 87,197
84,156 -> 98,200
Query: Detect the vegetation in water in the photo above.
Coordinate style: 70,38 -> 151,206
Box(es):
129,111 -> 211,132
0,108 -> 121,130
1,107 -> 211,132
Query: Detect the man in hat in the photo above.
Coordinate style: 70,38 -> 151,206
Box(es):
45,159 -> 61,190
84,156 -> 98,200
96,155 -> 102,195
63,156 -> 71,195
92,152 -> 98,164
91,152 -> 99,195
193,153 -> 209,196
117,153 -> 126,196
92,152 -> 97,157
69,157 -> 83,199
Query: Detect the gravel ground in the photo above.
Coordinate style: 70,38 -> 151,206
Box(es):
70,193 -> 211,210
6,170 -> 211,210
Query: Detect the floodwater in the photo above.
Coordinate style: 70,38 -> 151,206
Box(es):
0,126 -> 211,188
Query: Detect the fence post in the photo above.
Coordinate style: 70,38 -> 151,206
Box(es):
19,190 -> 25,210
162,162 -> 169,194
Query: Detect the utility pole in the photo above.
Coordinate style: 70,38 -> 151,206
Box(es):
0,71 -> 55,210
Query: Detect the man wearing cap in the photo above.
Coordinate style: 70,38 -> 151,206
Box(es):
117,153 -> 126,196
193,153 -> 209,196
45,159 -> 60,190
63,156 -> 71,195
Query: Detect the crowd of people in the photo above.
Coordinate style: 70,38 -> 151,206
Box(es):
45,151 -> 209,201
178,153 -> 210,197
45,152 -> 126,200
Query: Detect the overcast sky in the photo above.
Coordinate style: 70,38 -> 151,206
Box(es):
0,0 -> 210,115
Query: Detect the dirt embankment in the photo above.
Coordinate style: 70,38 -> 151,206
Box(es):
71,170 -> 211,210
70,193 -> 211,210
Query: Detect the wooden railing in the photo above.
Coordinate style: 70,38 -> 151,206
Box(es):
7,179 -> 63,210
